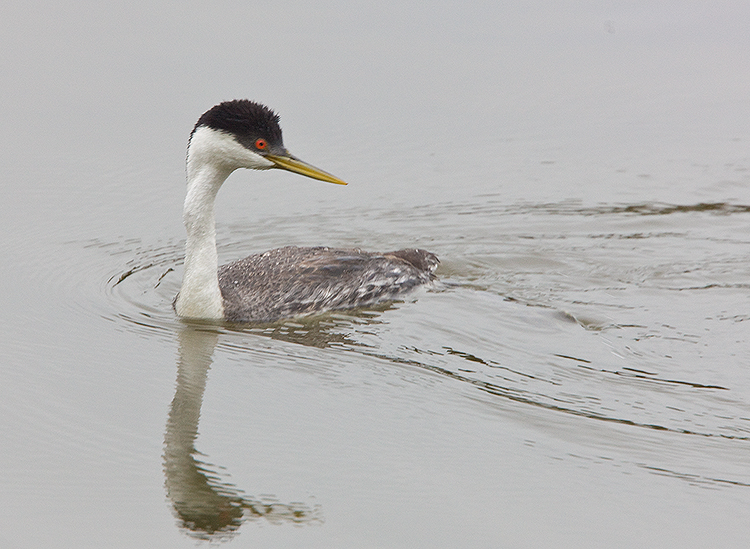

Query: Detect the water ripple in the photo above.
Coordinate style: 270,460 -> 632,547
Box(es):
80,199 -> 750,490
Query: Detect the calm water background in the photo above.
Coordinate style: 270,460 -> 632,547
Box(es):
2,1 -> 749,547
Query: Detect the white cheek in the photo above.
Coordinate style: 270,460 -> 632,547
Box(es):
188,126 -> 275,170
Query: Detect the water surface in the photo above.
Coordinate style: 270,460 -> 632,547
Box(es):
1,1 -> 749,547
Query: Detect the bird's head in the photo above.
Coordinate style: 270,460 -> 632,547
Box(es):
187,99 -> 346,185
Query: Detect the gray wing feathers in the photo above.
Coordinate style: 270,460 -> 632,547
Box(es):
218,246 -> 438,322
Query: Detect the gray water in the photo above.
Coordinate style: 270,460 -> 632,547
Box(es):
2,1 -> 749,547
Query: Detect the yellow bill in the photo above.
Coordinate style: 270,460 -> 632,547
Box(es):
267,153 -> 347,185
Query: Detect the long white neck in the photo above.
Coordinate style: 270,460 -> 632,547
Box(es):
174,160 -> 230,319
174,126 -> 276,320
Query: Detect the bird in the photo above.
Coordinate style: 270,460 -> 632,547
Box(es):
174,100 -> 438,323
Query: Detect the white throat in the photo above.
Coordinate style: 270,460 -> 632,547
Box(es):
174,126 -> 274,320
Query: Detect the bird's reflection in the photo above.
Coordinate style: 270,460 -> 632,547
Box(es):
164,323 -> 326,540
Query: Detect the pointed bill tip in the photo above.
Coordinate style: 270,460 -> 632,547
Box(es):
266,153 -> 347,185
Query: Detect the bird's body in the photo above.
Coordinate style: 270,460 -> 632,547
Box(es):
174,100 -> 438,323
218,245 -> 437,322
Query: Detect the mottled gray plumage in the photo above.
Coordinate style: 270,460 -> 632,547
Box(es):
218,246 -> 438,322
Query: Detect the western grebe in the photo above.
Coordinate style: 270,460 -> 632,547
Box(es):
174,100 -> 438,322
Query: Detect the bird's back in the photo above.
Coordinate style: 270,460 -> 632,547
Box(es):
218,246 -> 438,322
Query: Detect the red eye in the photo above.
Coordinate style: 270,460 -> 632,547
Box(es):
255,138 -> 268,150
